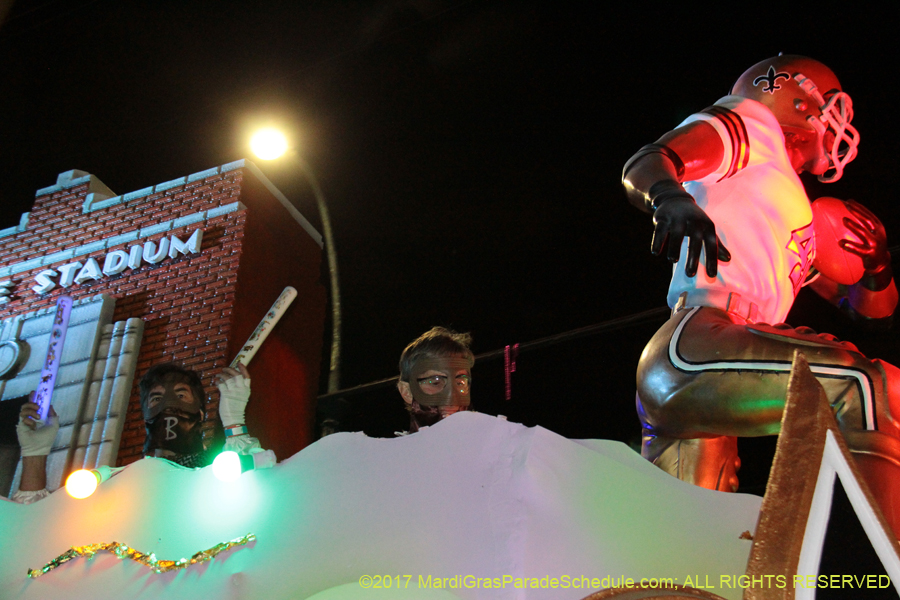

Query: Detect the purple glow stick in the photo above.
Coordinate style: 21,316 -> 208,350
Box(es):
34,296 -> 73,423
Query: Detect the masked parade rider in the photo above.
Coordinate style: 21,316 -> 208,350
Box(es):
140,362 -> 261,467
397,327 -> 475,433
8,361 -> 260,503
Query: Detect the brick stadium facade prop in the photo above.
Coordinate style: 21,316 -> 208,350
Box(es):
0,161 -> 326,493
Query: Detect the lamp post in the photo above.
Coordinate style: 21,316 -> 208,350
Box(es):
250,129 -> 342,393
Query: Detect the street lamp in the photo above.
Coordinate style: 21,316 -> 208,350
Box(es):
250,129 -> 342,393
250,129 -> 289,160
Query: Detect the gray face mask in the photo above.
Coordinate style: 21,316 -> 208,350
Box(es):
408,356 -> 473,408
142,373 -> 203,421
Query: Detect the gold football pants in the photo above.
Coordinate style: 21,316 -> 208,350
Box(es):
637,307 -> 900,499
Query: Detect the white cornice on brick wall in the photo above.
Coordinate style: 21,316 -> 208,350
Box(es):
0,203 -> 245,279
10,160 -> 323,248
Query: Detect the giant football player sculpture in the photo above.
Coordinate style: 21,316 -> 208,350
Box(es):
622,55 -> 900,533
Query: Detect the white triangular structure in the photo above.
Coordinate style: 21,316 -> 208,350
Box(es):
795,430 -> 900,599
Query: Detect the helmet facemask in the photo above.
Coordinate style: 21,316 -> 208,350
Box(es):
793,73 -> 860,182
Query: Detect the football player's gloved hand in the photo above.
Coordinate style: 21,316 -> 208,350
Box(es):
649,180 -> 730,278
840,200 -> 892,288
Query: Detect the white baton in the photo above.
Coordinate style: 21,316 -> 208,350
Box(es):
230,286 -> 298,368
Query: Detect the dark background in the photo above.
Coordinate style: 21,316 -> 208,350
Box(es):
1,1 -> 897,494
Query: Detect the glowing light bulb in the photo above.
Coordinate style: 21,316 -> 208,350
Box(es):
64,465 -> 121,499
66,469 -> 99,499
213,451 -> 242,482
250,129 -> 288,160
212,450 -> 277,481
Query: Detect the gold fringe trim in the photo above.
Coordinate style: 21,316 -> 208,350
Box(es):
27,533 -> 256,578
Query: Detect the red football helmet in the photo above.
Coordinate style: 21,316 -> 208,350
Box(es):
732,55 -> 859,182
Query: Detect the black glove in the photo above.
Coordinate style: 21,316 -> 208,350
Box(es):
649,180 -> 730,278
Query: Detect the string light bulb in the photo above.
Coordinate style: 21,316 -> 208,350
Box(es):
212,450 -> 277,482
65,466 -> 122,499
212,451 -> 242,482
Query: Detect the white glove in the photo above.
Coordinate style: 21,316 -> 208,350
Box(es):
17,413 -> 59,457
218,372 -> 251,427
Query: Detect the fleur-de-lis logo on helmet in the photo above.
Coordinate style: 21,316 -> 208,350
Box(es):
752,66 -> 791,94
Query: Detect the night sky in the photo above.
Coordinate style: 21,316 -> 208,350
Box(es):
1,2 -> 897,492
